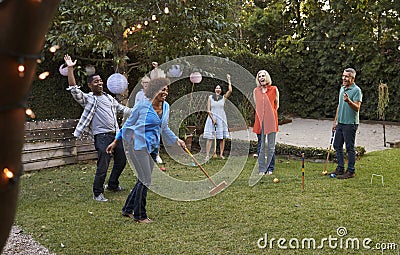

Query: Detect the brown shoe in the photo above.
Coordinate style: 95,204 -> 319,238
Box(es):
337,172 -> 355,179
122,212 -> 134,219
135,218 -> 152,224
328,169 -> 344,176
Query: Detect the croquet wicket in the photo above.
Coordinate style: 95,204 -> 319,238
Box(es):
301,153 -> 305,191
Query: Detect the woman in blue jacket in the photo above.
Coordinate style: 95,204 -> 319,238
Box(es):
107,77 -> 186,223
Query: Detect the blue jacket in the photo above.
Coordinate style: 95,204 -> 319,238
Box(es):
116,100 -> 177,153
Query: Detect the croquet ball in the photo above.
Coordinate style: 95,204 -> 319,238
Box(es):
273,178 -> 279,183
330,173 -> 336,178
160,167 -> 166,171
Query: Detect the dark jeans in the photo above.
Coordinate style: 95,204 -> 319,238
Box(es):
93,133 -> 126,196
122,149 -> 155,220
333,123 -> 358,173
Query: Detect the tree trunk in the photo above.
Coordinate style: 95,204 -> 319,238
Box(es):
0,0 -> 60,250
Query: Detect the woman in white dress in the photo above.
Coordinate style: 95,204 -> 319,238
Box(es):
203,74 -> 232,160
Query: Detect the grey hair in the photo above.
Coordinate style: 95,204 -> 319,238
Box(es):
344,68 -> 356,78
255,70 -> 272,86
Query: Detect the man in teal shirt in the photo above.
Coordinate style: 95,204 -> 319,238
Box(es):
330,68 -> 363,179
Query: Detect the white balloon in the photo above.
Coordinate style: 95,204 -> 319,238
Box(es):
107,73 -> 128,94
59,64 -> 68,76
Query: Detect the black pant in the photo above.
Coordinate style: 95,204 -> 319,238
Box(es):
93,133 -> 126,196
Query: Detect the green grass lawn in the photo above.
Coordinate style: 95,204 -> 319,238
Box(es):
15,149 -> 400,255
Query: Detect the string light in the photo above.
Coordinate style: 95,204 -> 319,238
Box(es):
164,3 -> 169,14
17,58 -> 25,78
0,167 -> 23,188
25,108 -> 36,119
122,2 -> 173,38
3,168 -> 14,179
38,71 -> 50,80
49,45 -> 60,53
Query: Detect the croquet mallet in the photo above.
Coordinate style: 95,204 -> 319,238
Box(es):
212,124 -> 218,158
184,147 -> 227,195
321,130 -> 335,176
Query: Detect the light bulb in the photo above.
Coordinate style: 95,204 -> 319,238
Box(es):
38,71 -> 50,80
49,45 -> 60,53
18,64 -> 25,73
25,108 -> 36,118
3,168 -> 14,179
18,63 -> 25,78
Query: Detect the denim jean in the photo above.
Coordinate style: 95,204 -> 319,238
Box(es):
257,136 -> 276,172
257,125 -> 277,173
122,149 -> 154,220
333,123 -> 358,173
93,133 -> 126,196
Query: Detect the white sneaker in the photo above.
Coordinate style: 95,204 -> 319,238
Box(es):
155,155 -> 163,164
93,193 -> 108,202
266,171 -> 273,175
258,172 -> 265,176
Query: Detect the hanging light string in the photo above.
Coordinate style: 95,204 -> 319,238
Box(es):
0,48 -> 43,78
0,100 -> 36,119
123,2 -> 170,38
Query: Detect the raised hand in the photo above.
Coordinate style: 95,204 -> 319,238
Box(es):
64,54 -> 77,67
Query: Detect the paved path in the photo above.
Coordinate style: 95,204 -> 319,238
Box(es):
231,118 -> 400,153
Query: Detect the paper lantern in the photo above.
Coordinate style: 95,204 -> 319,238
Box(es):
190,72 -> 202,83
59,64 -> 68,76
167,65 -> 182,78
85,65 -> 96,76
107,73 -> 128,94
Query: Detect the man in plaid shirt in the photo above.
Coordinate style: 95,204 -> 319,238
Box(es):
64,54 -> 131,202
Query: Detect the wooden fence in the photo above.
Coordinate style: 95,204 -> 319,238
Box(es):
23,119 -> 97,171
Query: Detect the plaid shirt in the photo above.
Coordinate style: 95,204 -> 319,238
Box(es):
68,86 -> 131,138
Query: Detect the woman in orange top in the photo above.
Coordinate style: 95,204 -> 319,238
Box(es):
253,70 -> 279,175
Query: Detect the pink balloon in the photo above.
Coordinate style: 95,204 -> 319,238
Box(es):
190,72 -> 202,83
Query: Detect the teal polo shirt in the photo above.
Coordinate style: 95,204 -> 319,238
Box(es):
337,83 -> 363,124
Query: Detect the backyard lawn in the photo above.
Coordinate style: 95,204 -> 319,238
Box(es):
14,149 -> 400,255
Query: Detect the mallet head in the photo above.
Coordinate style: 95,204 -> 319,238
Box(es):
209,181 -> 227,196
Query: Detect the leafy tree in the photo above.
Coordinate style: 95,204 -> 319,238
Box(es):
243,0 -> 400,121
46,0 -> 242,76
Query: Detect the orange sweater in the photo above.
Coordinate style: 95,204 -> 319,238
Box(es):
252,86 -> 278,134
